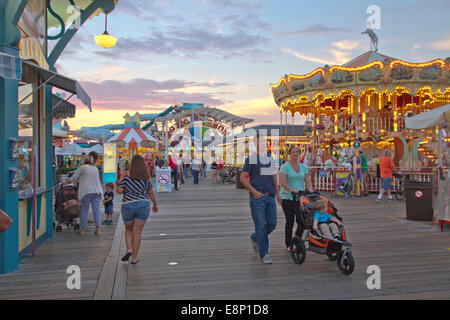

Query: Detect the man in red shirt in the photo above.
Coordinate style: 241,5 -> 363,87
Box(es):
376,149 -> 397,203
169,155 -> 179,191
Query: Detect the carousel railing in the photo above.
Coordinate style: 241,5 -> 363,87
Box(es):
307,166 -> 436,194
320,114 -> 408,136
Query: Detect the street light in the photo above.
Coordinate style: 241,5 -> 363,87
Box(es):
95,13 -> 117,49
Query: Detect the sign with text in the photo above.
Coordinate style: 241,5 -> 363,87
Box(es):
103,143 -> 117,183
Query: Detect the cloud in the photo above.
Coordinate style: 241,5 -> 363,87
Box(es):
431,38 -> 450,51
221,96 -> 282,126
206,0 -> 263,12
77,78 -> 233,110
94,27 -> 272,62
282,48 -> 338,65
282,39 -> 363,66
277,24 -> 353,37
332,40 -> 362,51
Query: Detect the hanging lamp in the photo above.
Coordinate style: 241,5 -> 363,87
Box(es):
95,12 -> 117,49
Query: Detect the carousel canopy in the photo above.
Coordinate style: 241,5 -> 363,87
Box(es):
405,104 -> 450,129
342,51 -> 397,68
271,50 -> 450,111
108,128 -> 157,148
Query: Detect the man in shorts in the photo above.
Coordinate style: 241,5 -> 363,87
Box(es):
376,149 -> 397,203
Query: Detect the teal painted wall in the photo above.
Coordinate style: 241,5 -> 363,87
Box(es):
0,44 -> 20,274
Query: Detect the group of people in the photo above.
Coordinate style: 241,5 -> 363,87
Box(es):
239,136 -> 345,264
65,152 -> 158,265
167,155 -> 226,188
239,134 -> 401,264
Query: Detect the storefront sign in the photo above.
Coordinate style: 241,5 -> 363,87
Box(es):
103,143 -> 117,183
168,116 -> 231,138
141,140 -> 156,148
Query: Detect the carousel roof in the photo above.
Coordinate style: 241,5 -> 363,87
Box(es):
108,128 -> 157,148
270,49 -> 450,109
342,51 -> 397,68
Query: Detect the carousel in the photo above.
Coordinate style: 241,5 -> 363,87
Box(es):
271,35 -> 450,169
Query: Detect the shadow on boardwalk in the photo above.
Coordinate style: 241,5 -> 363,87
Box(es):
1,181 -> 450,300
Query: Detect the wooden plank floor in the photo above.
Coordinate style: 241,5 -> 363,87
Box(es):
1,175 -> 449,300
125,180 -> 450,300
0,199 -> 122,300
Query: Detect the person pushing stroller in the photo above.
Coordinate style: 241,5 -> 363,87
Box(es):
312,200 -> 343,239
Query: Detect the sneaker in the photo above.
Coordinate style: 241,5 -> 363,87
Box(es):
387,197 -> 393,201
108,220 -> 114,225
250,238 -> 258,255
332,232 -> 341,239
376,198 -> 384,203
102,220 -> 109,224
261,254 -> 272,264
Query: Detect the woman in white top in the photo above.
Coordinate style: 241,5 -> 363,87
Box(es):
68,154 -> 103,235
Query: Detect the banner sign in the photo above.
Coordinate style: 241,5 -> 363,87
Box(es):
156,168 -> 172,192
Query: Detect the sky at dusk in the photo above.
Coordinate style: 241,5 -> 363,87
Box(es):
52,0 -> 450,131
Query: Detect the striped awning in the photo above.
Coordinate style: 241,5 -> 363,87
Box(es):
108,128 -> 157,148
22,61 -> 91,110
52,94 -> 76,119
0,52 -> 22,80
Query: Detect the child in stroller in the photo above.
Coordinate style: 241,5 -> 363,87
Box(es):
290,191 -> 355,275
54,183 -> 80,232
313,200 -> 343,239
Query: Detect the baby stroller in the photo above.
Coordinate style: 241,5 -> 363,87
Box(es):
220,167 -> 236,184
54,183 -> 80,232
289,191 -> 355,275
336,171 -> 355,198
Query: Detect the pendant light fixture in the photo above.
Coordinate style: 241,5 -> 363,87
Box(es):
95,12 -> 117,49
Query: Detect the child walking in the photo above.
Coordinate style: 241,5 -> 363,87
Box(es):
103,182 -> 115,225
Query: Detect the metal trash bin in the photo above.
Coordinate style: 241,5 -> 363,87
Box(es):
405,180 -> 434,221
236,169 -> 245,189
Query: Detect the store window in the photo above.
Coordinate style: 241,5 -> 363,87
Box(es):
18,82 -> 41,193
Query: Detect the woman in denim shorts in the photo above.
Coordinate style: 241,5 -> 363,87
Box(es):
116,155 -> 158,264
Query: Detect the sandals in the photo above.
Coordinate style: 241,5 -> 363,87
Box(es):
121,252 -> 132,262
131,260 -> 140,265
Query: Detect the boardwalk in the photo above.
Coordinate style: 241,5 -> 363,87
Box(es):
1,179 -> 449,300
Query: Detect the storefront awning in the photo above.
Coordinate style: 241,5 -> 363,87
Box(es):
52,94 -> 76,119
21,61 -> 91,110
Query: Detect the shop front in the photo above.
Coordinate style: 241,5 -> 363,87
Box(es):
0,0 -> 118,274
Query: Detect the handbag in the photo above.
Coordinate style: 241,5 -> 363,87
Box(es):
0,209 -> 13,234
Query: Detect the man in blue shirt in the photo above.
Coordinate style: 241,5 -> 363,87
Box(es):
240,134 -> 281,264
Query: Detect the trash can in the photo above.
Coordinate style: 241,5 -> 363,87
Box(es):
236,169 -> 245,189
405,180 -> 434,221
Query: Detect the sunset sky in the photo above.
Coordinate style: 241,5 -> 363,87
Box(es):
52,0 -> 450,131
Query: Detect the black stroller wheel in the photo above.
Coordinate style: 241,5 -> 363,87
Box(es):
290,236 -> 306,265
327,251 -> 338,261
337,250 -> 355,275
396,190 -> 405,201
